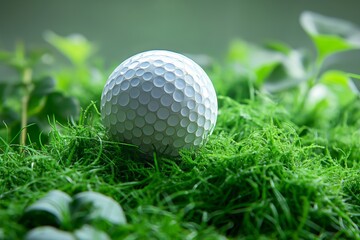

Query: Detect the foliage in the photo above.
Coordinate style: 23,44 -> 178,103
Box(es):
210,11 -> 360,128
0,11 -> 360,240
0,43 -> 80,147
44,31 -> 106,107
22,190 -> 125,239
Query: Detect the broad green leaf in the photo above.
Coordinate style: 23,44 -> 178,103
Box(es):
32,76 -> 56,97
304,71 -> 358,127
28,96 -> 47,116
306,71 -> 357,110
228,40 -> 283,86
265,41 -> 292,54
74,225 -> 110,240
71,191 -> 127,226
264,50 -> 308,92
255,62 -> 279,87
25,118 -> 51,145
22,190 -> 72,228
44,31 -> 94,66
42,92 -> 80,122
228,40 -> 283,70
319,70 -> 358,106
25,226 -> 75,240
348,73 -> 360,80
306,84 -> 336,111
300,11 -> 360,61
28,77 -> 55,116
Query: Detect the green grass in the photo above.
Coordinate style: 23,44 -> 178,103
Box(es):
1,93 -> 359,239
2,11 -> 360,239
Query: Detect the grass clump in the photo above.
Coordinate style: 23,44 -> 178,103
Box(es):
1,94 -> 359,239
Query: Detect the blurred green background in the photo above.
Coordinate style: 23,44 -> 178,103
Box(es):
1,0 -> 360,71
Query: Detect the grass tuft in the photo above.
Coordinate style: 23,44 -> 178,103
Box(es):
1,95 -> 359,239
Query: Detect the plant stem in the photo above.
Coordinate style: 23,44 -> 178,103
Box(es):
20,67 -> 33,149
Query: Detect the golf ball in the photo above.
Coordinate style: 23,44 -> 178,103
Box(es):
101,50 -> 217,156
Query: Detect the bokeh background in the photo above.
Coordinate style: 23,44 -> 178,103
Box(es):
1,0 -> 360,69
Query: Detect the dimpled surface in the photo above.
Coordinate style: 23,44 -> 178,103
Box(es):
101,50 -> 217,156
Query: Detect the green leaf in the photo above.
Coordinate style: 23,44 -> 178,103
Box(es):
264,49 -> 308,92
348,73 -> 360,80
44,31 -> 94,66
228,40 -> 283,86
71,191 -> 127,226
28,96 -> 47,116
42,92 -> 80,122
25,226 -> 75,240
300,11 -> 360,61
9,42 -> 31,71
28,48 -> 47,66
319,70 -> 358,106
22,190 -> 72,228
28,76 -> 55,116
74,225 -> 110,240
303,71 -> 358,127
228,40 -> 283,70
32,76 -> 56,97
265,41 -> 292,54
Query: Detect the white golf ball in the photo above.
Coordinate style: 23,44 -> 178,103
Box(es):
101,50 -> 217,156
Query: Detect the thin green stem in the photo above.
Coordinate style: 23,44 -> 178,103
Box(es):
20,67 -> 33,149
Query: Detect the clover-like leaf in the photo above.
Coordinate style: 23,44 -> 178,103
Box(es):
300,11 -> 360,61
44,31 -> 94,66
25,226 -> 75,240
71,191 -> 127,226
22,190 -> 72,228
74,225 -> 111,240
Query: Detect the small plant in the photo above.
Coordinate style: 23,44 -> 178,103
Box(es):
211,11 -> 360,128
0,43 -> 80,148
22,190 -> 126,239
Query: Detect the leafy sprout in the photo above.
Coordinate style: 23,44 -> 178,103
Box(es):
0,43 -> 80,148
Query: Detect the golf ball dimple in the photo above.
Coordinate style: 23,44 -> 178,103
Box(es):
101,50 -> 218,156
